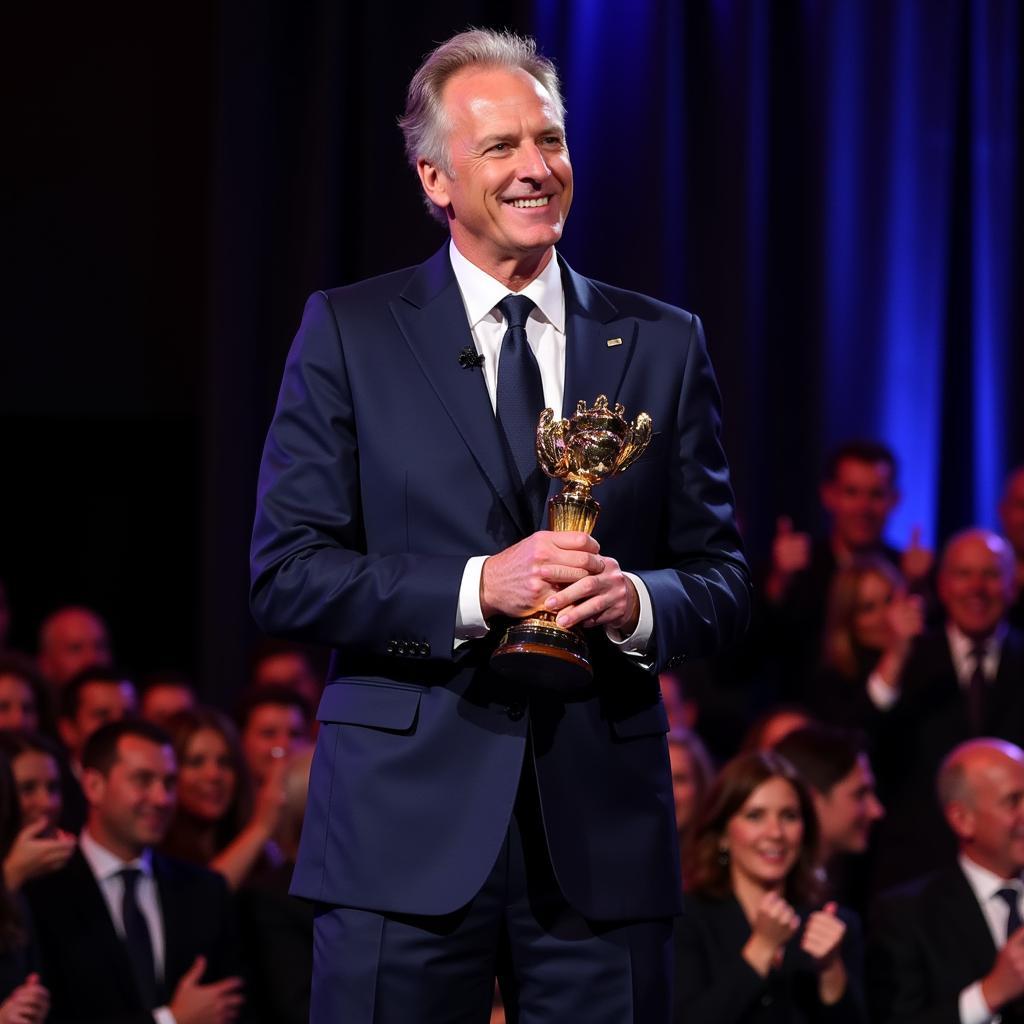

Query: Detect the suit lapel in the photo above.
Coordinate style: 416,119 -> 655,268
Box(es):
156,855 -> 186,997
553,261 -> 637,524
946,866 -> 999,977
390,245 -> 532,536
66,849 -> 146,1008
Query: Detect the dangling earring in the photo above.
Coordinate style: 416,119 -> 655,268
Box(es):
718,844 -> 730,867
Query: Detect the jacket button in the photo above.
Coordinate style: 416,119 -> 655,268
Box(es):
505,701 -> 525,721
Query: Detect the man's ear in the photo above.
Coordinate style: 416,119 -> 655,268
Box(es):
416,158 -> 452,214
945,800 -> 974,843
80,766 -> 106,807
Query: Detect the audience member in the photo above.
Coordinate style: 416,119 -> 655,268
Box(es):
238,746 -> 314,1024
23,720 -> 244,1023
250,645 -> 322,711
668,727 -> 715,843
56,667 -> 138,769
868,528 -> 1024,890
774,725 -> 883,913
676,750 -> 864,1022
0,734 -> 75,893
139,673 -> 197,729
740,706 -> 812,753
0,751 -> 49,1024
764,442 -> 932,686
867,738 -> 1024,1023
36,607 -> 111,689
162,707 -> 288,890
999,465 -> 1024,630
0,656 -> 54,738
810,558 -> 924,727
237,687 -> 310,786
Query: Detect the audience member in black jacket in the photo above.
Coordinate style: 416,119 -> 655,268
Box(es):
675,751 -> 866,1023
867,739 -> 1024,1023
0,747 -> 48,1024
24,720 -> 244,1024
869,530 -> 1024,891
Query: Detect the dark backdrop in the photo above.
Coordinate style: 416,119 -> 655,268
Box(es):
3,1 -> 1021,705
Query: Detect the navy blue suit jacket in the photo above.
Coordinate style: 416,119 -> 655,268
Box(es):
250,243 -> 749,921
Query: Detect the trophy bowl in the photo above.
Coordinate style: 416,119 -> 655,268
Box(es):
490,395 -> 652,690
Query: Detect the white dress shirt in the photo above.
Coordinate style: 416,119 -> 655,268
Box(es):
447,240 -> 653,656
867,622 -> 1007,711
79,830 -> 177,1024
957,853 -> 1024,1024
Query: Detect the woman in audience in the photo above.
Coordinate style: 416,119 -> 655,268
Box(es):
0,658 -> 54,741
810,557 -> 923,725
162,706 -> 288,889
0,734 -> 74,894
0,751 -> 49,1024
674,750 -> 864,1023
668,727 -> 715,844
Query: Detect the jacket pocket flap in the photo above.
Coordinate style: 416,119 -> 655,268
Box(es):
609,700 -> 670,739
316,680 -> 422,731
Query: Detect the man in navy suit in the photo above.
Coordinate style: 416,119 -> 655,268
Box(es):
867,738 -> 1024,1023
250,28 -> 749,1023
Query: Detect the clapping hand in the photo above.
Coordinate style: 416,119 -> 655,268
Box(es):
801,902 -> 846,968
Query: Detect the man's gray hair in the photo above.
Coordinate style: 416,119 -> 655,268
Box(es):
398,28 -> 566,224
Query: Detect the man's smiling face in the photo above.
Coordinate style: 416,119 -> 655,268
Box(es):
420,65 -> 572,277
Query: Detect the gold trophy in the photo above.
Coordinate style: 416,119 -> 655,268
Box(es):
491,395 -> 653,689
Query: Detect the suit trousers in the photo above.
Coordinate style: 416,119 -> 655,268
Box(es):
310,752 -> 673,1024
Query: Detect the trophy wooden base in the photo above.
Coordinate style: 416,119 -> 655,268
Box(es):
490,614 -> 593,690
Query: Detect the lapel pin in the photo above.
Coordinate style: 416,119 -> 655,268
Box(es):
606,338 -> 622,347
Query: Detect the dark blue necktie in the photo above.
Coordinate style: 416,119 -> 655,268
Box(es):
120,867 -> 158,1008
495,294 -> 546,525
997,887 -> 1023,942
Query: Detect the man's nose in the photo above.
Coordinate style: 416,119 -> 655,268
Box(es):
516,142 -> 551,183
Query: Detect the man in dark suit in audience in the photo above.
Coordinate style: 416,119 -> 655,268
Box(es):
867,738 -> 1024,1024
24,719 -> 244,1024
867,528 -> 1024,890
762,441 -> 934,694
774,723 -> 885,914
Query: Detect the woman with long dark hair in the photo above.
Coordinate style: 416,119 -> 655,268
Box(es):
0,751 -> 49,1023
674,751 -> 865,1023
161,707 -> 287,889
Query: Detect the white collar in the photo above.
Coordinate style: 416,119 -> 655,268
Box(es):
80,828 -> 153,883
946,621 -> 1007,659
448,240 -> 565,334
959,851 -> 1023,904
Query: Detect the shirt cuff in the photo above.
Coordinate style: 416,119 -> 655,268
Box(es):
867,670 -> 900,710
959,982 -> 996,1024
605,573 -> 653,657
455,556 -> 490,648
153,1007 -> 177,1024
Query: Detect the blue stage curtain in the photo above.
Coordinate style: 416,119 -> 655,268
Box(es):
535,0 -> 1022,557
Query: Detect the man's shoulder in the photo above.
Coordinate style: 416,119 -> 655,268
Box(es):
317,262 -> 424,307
152,849 -> 230,898
568,268 -> 699,328
871,864 -> 965,920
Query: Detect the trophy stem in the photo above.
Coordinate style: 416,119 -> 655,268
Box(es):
548,484 -> 600,534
